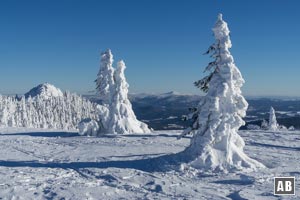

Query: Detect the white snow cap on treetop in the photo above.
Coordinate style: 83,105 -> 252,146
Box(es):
213,13 -> 231,48
218,13 -> 223,20
117,60 -> 126,72
96,49 -> 115,104
101,49 -> 113,66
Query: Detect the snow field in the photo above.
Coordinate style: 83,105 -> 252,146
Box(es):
0,128 -> 299,199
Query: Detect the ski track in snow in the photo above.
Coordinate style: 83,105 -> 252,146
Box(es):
0,128 -> 299,199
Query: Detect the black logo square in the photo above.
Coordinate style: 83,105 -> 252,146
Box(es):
274,177 -> 295,195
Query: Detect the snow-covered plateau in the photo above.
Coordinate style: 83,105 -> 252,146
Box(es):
0,127 -> 299,199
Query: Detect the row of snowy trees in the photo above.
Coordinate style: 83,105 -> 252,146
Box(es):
0,92 -> 100,130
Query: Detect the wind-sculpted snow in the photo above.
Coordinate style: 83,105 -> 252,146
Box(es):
0,128 -> 299,199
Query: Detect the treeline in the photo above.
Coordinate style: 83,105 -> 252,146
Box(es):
0,92 -> 100,130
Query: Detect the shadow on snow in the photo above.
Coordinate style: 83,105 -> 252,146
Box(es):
0,132 -> 79,138
0,153 -> 182,173
248,141 -> 300,151
0,132 -> 186,139
0,131 -> 190,172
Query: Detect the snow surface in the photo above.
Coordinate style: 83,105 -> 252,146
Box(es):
0,127 -> 299,199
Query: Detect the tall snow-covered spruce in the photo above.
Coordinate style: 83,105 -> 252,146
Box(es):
95,50 -> 151,134
181,14 -> 264,172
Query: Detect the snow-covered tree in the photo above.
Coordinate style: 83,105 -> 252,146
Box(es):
93,50 -> 151,135
107,60 -> 151,134
180,14 -> 264,172
268,107 -> 278,131
95,49 -> 115,104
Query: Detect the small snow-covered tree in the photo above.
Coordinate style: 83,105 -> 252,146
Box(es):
261,119 -> 268,130
288,126 -> 295,131
180,14 -> 264,172
268,107 -> 278,131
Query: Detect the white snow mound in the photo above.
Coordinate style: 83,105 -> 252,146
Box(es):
78,118 -> 100,136
25,83 -> 63,99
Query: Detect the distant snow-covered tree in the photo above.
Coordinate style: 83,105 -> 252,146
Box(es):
180,14 -> 264,172
268,107 -> 278,131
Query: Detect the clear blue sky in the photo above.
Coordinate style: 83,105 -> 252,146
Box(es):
0,0 -> 299,96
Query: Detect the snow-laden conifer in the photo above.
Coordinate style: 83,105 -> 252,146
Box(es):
181,14 -> 264,172
107,60 -> 151,134
268,107 -> 278,131
92,50 -> 151,135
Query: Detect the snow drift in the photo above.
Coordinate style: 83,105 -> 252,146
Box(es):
78,118 -> 100,136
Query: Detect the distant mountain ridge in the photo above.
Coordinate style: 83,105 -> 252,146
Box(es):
85,92 -> 300,130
